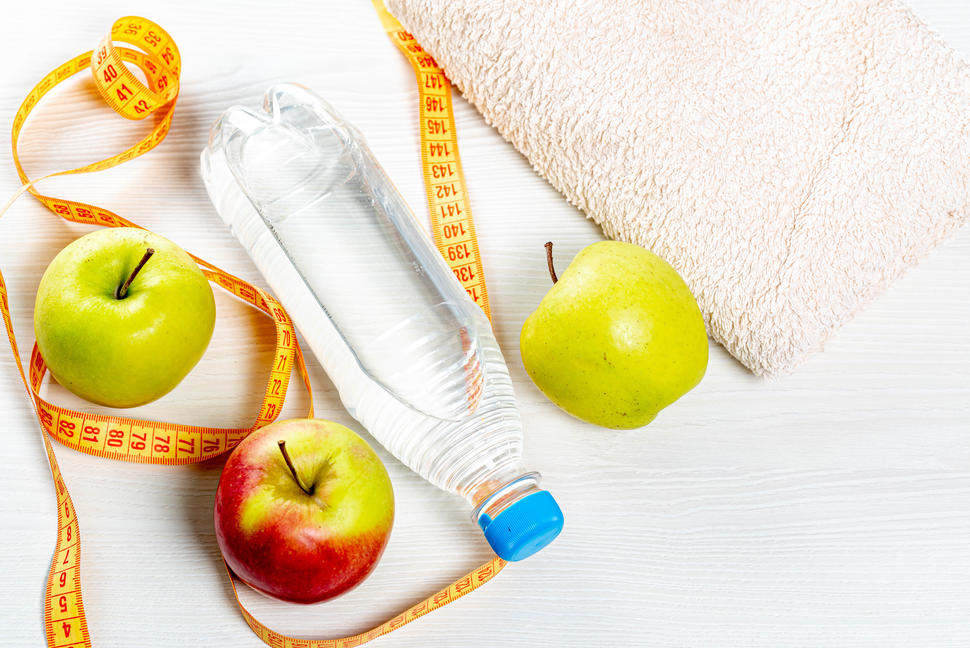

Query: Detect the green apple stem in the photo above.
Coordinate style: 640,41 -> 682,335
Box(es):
277,440 -> 313,495
544,241 -> 558,284
114,248 -> 155,300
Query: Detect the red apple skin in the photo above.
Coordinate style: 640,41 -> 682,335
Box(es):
214,419 -> 394,604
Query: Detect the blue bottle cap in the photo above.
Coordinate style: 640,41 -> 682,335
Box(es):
477,490 -> 564,561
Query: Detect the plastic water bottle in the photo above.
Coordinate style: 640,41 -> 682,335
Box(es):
200,83 -> 563,561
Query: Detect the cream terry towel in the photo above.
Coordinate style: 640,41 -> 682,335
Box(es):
385,0 -> 970,376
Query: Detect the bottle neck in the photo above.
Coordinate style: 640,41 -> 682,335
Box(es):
471,471 -> 542,525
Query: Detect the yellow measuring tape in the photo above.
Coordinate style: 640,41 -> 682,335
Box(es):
7,11 -> 503,648
373,0 -> 492,322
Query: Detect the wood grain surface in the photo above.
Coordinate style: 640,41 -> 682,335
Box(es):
0,1 -> 968,646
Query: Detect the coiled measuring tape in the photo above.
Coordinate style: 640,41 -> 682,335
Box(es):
6,13 -> 504,648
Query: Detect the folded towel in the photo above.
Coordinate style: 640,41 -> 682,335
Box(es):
385,0 -> 970,375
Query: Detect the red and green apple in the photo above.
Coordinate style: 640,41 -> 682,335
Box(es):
214,418 -> 394,604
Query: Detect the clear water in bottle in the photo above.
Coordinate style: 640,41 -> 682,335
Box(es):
200,83 -> 562,561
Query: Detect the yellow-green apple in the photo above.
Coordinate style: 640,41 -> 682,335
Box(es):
33,227 -> 215,408
214,418 -> 394,604
520,241 -> 708,429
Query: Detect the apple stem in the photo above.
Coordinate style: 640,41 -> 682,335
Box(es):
114,248 -> 155,300
544,241 -> 558,284
277,440 -> 313,495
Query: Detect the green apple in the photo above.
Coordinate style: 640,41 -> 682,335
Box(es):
520,240 -> 708,429
34,227 -> 216,408
214,418 -> 394,603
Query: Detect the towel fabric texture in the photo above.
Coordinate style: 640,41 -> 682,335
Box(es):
385,0 -> 970,375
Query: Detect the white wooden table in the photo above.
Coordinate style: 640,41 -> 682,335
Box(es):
2,2 -> 969,646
